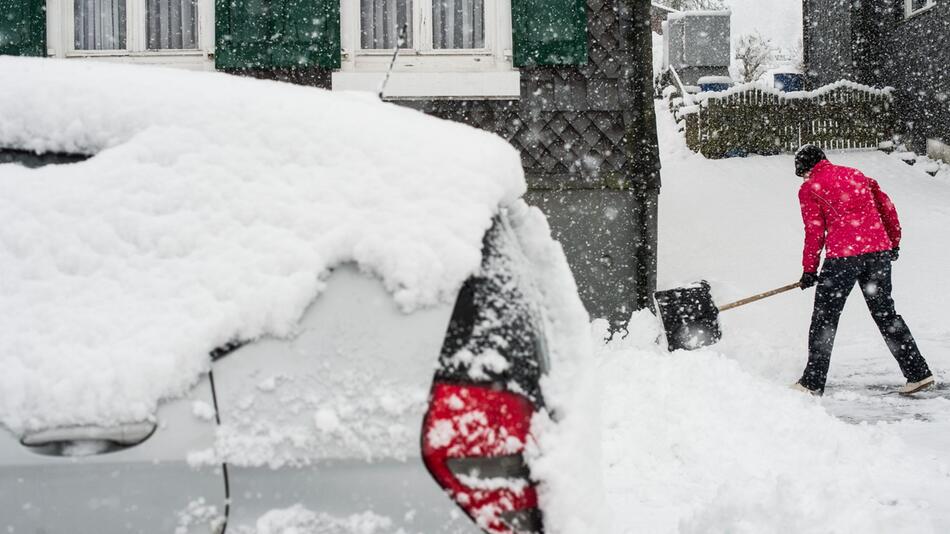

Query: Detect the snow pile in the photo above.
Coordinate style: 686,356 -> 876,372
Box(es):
883,143 -> 950,179
507,202 -> 608,534
895,152 -> 950,178
0,57 -> 525,434
602,312 -> 950,533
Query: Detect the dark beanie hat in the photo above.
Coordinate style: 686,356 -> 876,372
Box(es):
795,144 -> 827,177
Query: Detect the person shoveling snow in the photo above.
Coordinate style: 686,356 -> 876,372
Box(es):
791,145 -> 935,397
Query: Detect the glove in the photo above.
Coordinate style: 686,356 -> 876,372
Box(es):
887,247 -> 900,262
800,272 -> 818,290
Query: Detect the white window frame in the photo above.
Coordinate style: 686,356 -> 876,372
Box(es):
46,0 -> 214,66
905,0 -> 937,18
354,0 -> 494,58
334,0 -> 520,99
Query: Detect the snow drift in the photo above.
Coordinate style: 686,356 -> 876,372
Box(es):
603,312 -> 950,534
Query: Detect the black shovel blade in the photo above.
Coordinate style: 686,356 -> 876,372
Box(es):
654,280 -> 722,351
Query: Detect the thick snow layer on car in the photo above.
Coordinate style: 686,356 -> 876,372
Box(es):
0,57 -> 526,434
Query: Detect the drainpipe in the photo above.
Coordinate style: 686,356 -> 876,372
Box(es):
626,0 -> 662,313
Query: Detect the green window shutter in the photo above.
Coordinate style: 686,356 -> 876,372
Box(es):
0,0 -> 46,57
512,0 -> 588,67
215,0 -> 340,70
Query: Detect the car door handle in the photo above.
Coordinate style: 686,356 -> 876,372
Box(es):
20,421 -> 157,448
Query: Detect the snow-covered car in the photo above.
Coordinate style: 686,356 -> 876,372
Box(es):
0,58 -> 601,533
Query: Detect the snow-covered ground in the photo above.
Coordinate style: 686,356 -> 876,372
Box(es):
600,103 -> 950,533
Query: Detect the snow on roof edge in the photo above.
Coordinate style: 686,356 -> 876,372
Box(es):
651,2 -> 680,13
667,10 -> 731,21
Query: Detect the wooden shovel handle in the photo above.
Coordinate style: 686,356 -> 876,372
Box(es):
718,282 -> 801,312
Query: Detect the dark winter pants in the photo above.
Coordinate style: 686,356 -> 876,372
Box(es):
800,251 -> 932,392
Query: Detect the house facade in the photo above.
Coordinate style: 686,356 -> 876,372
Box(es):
0,0 -> 660,326
803,0 -> 950,160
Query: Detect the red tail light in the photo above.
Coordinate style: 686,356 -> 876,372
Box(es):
422,382 -> 542,534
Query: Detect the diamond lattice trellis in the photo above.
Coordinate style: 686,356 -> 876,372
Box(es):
407,0 -> 655,187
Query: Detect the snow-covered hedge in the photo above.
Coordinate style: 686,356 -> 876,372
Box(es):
692,79 -> 895,105
677,80 -> 896,158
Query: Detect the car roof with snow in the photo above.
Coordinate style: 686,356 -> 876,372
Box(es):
0,57 -> 529,435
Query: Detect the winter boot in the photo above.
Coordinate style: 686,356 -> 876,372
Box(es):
898,375 -> 935,396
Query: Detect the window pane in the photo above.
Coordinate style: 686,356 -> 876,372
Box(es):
433,0 -> 484,49
74,0 -> 127,50
361,0 -> 413,49
147,0 -> 198,50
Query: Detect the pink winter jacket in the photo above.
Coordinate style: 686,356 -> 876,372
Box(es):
799,160 -> 901,273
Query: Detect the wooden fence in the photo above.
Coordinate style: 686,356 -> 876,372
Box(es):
675,82 -> 896,159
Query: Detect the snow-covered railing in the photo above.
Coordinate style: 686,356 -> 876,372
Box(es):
668,66 -> 694,107
676,80 -> 896,159
650,1 -> 680,14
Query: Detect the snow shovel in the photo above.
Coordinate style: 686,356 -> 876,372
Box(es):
654,281 -> 800,351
